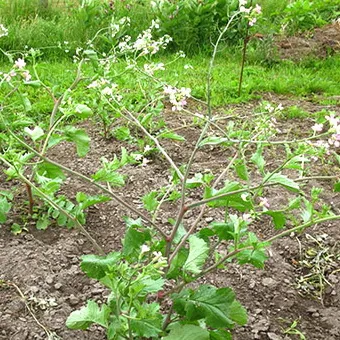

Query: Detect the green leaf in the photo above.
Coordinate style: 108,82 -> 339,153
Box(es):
173,285 -> 247,329
80,252 -> 120,279
199,136 -> 229,147
64,127 -> 90,157
0,197 -> 12,223
264,211 -> 286,229
234,158 -> 249,181
37,162 -> 66,180
123,227 -> 151,260
66,300 -> 110,330
142,191 -> 159,212
334,181 -> 340,192
265,173 -> 299,192
159,131 -> 185,141
92,169 -> 125,186
237,248 -> 268,269
164,324 -> 209,340
167,248 -> 189,280
11,223 -> 23,235
24,126 -> 44,141
130,303 -> 162,338
210,222 -> 235,241
23,80 -> 42,87
76,192 -> 110,210
140,277 -> 165,294
183,235 -> 209,274
186,173 -> 205,189
75,104 -> 93,118
36,215 -> 50,230
251,145 -> 265,174
209,329 -> 232,340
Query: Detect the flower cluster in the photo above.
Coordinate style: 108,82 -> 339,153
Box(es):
1,58 -> 31,83
239,0 -> 262,26
143,62 -> 165,76
310,113 -> 340,151
0,24 -> 8,38
118,21 -> 172,56
163,85 -> 191,111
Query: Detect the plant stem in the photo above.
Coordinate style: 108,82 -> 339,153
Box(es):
238,0 -> 253,97
165,214 -> 340,297
4,128 -> 166,238
0,156 -> 105,255
25,183 -> 34,215
188,175 -> 338,210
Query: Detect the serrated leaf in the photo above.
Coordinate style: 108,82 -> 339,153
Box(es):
234,158 -> 249,181
186,173 -> 204,189
183,235 -> 209,274
159,131 -> 185,141
130,303 -> 162,338
66,300 -> 110,330
237,248 -> 268,269
76,192 -> 110,210
264,211 -> 286,229
123,227 -> 151,259
36,215 -> 50,230
167,248 -> 189,280
164,324 -> 209,340
199,136 -> 229,147
142,191 -> 159,212
211,222 -> 235,241
265,173 -> 299,192
92,169 -> 125,186
140,277 -> 165,294
24,126 -> 44,141
64,127 -> 90,157
80,252 -> 120,280
37,162 -> 65,180
251,145 -> 265,174
173,285 -> 247,329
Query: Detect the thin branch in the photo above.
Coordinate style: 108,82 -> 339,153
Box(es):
3,130 -> 166,238
188,175 -> 338,210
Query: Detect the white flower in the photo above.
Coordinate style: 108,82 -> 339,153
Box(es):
144,145 -> 153,153
259,197 -> 270,209
141,244 -> 150,254
184,64 -> 193,70
101,86 -> 113,96
14,58 -> 26,69
0,24 -> 8,38
180,87 -> 191,97
22,71 -> 31,82
239,0 -> 247,6
277,103 -> 284,111
249,17 -> 257,26
141,158 -> 150,167
253,4 -> 262,14
242,213 -> 252,223
133,153 -> 143,161
240,6 -> 251,14
311,123 -> 323,133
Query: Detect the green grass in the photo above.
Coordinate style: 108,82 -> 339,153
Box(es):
1,52 -> 339,112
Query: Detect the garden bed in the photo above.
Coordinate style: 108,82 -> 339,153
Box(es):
1,95 -> 339,340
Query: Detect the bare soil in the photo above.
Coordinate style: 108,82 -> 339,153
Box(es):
0,95 -> 339,340
276,22 -> 340,60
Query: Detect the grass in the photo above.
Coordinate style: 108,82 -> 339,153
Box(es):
1,52 -> 339,114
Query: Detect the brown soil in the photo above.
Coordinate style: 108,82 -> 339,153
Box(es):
0,95 -> 339,340
276,22 -> 340,60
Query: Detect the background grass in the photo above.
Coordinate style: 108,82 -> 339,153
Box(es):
1,0 -> 339,59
